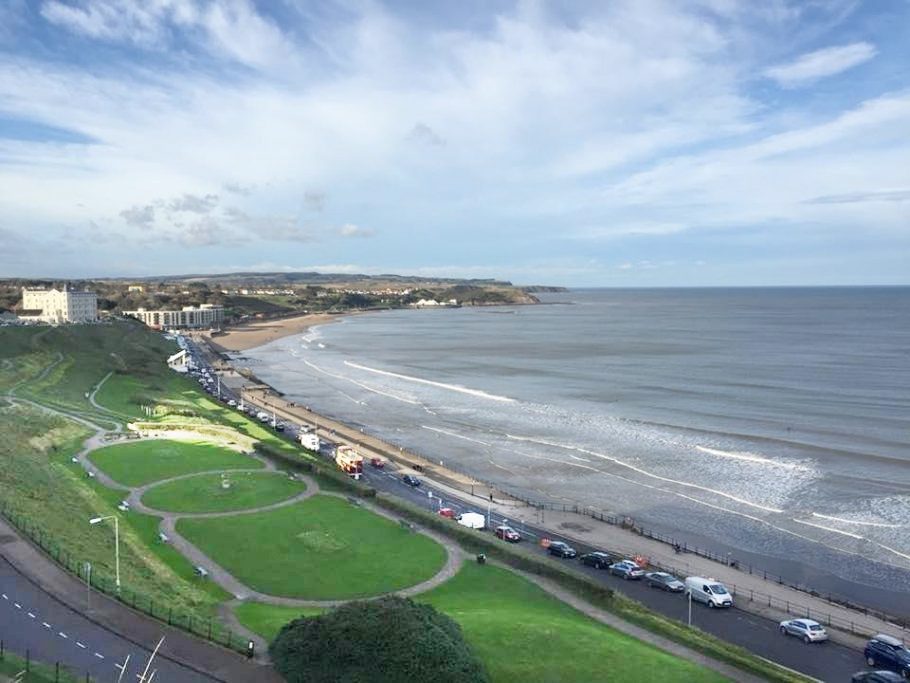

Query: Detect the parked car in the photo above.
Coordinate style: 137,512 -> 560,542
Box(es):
851,672 -> 905,682
684,576 -> 733,608
864,635 -> 910,678
227,399 -> 236,407
609,560 -> 645,580
645,571 -> 685,592
494,526 -> 521,542
438,507 -> 455,519
579,552 -> 613,569
547,541 -> 577,558
370,457 -> 386,468
779,618 -> 828,643
402,474 -> 421,487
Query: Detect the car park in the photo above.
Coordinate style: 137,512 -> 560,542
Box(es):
494,526 -> 521,542
779,618 -> 829,643
609,560 -> 645,580
579,552 -> 613,569
864,634 -> 910,678
645,571 -> 685,592
851,672 -> 905,682
402,474 -> 421,487
685,576 -> 733,608
547,541 -> 577,558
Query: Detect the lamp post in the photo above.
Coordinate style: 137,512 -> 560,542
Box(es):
89,515 -> 120,591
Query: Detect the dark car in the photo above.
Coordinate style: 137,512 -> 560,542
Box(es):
402,474 -> 421,487
645,571 -> 685,592
851,672 -> 904,683
494,526 -> 521,542
579,552 -> 613,569
547,541 -> 577,558
865,635 -> 910,678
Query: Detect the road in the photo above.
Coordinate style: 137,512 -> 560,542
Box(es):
0,555 -> 215,683
186,338 -> 875,682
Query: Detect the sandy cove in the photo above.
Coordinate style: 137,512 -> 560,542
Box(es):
203,312 -> 350,352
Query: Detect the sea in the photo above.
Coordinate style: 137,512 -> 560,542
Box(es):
241,288 -> 910,612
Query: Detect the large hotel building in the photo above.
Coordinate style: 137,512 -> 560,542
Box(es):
20,287 -> 98,324
124,304 -> 224,330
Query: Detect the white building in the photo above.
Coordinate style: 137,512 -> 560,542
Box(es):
124,304 -> 224,330
20,287 -> 98,324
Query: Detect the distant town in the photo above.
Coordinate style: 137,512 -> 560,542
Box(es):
0,273 -> 558,330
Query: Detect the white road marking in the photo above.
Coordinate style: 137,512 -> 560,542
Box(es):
28,612 -> 35,618
1,593 -> 7,599
14,602 -> 21,608
77,642 -> 87,649
94,653 -> 105,659
59,632 -> 68,639
115,663 -> 125,671
43,622 -> 52,629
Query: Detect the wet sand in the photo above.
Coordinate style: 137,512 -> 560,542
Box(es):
204,313 -> 347,352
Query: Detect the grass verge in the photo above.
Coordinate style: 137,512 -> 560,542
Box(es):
178,495 -> 447,600
88,440 -> 263,487
141,471 -> 306,513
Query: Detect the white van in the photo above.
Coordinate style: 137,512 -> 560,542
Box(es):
456,512 -> 486,530
685,576 -> 733,608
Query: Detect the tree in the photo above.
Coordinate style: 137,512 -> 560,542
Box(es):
269,596 -> 489,683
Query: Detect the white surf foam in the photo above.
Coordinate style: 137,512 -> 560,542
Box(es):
421,425 -> 492,446
792,519 -> 865,540
344,361 -> 516,403
696,445 -> 809,471
507,434 -> 785,514
303,360 -> 419,405
811,512 -> 904,529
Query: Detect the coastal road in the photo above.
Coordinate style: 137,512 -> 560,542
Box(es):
359,466 -> 869,683
190,339 -> 872,681
0,555 -> 215,683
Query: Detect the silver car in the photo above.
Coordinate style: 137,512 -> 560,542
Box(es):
779,618 -> 829,643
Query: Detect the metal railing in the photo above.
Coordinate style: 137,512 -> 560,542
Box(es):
0,501 -> 246,655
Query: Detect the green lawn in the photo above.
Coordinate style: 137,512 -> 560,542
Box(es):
177,495 -> 448,600
88,439 -> 263,487
141,471 -> 306,513
233,602 -> 325,639
234,563 -> 728,683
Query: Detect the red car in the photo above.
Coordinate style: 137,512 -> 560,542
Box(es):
495,526 -> 521,542
369,457 -> 385,468
438,507 -> 456,519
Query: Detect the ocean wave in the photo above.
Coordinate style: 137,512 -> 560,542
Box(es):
344,361 -> 516,403
303,359 -> 418,405
792,518 -> 865,540
506,434 -> 785,514
811,512 -> 905,529
421,425 -> 491,446
695,445 -> 809,471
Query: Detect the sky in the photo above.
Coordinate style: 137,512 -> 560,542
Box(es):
0,0 -> 908,287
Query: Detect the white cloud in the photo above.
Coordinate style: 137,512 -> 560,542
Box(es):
40,0 -> 294,68
764,42 -> 877,88
338,223 -> 375,238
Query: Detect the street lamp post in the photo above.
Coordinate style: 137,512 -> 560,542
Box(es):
89,515 -> 120,591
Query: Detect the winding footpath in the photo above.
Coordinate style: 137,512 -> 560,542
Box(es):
3,359 -> 773,680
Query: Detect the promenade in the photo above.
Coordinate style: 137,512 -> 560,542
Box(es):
217,364 -> 908,652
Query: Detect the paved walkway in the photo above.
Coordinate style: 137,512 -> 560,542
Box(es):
253,383 -> 903,651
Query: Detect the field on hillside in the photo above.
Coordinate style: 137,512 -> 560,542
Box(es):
142,471 -> 306,513
89,439 -> 263,487
234,563 -> 729,683
178,495 -> 448,600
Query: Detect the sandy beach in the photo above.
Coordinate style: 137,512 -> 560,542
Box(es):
203,312 -> 347,352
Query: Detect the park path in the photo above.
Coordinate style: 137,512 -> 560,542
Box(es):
3,356 -> 774,679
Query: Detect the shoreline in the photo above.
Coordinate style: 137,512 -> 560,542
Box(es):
196,335 -> 910,636
204,312 -> 352,352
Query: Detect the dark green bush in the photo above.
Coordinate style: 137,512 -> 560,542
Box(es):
270,596 -> 489,683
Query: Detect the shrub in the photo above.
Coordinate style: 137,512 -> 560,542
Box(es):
270,596 -> 489,683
